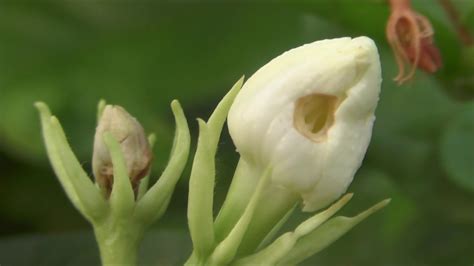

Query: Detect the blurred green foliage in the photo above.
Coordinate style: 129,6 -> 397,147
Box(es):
0,0 -> 473,265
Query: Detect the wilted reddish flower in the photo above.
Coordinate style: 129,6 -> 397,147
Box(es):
386,0 -> 442,84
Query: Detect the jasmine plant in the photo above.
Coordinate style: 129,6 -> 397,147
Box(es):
36,100 -> 190,265
186,36 -> 390,265
37,36 -> 389,266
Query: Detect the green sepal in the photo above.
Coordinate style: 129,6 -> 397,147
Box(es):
257,203 -> 297,250
135,100 -> 190,224
97,99 -> 107,122
187,77 -> 244,257
277,198 -> 391,266
233,194 -> 353,266
137,133 -> 157,201
294,193 -> 353,237
236,183 -> 298,256
187,119 -> 215,257
147,133 -> 157,148
35,102 -> 107,222
103,132 -> 135,216
37,100 -> 187,266
214,159 -> 260,242
206,76 -> 244,147
208,166 -> 271,266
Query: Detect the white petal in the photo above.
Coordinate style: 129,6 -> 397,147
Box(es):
228,36 -> 382,211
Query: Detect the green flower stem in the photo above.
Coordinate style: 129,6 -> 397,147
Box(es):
208,167 -> 272,265
214,159 -> 300,257
214,159 -> 260,242
236,180 -> 299,256
256,203 -> 296,250
215,160 -> 299,253
94,218 -> 144,266
184,251 -> 210,266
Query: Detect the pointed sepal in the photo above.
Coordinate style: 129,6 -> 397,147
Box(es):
233,193 -> 353,265
103,132 -> 135,216
187,77 -> 244,258
135,100 -> 190,224
277,198 -> 391,265
35,102 -> 107,222
209,166 -> 271,265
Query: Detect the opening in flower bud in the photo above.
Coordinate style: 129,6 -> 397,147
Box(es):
293,93 -> 339,142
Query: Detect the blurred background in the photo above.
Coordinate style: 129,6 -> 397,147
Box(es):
0,0 -> 473,265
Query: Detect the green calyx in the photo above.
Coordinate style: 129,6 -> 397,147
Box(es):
36,76 -> 390,266
35,99 -> 190,266
185,77 -> 390,266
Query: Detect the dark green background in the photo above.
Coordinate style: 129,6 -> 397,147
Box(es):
0,0 -> 473,265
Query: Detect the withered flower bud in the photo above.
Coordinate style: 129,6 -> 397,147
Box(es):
386,0 -> 442,84
93,105 -> 152,197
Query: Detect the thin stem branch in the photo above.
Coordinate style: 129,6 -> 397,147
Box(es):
438,0 -> 474,46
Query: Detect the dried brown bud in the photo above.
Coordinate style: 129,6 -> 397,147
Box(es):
92,105 -> 152,197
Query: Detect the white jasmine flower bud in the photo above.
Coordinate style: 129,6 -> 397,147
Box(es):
228,37 -> 382,212
93,105 -> 152,197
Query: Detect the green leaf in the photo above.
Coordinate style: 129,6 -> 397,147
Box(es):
441,103 -> 474,191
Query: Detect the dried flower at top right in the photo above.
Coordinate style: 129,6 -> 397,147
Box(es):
386,0 -> 442,84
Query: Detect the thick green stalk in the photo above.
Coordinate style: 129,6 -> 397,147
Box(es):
184,251 -> 208,266
94,218 -> 144,266
214,159 -> 260,242
236,182 -> 299,256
